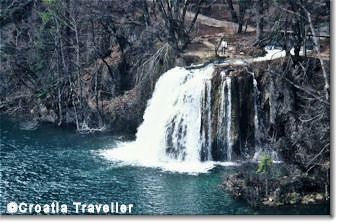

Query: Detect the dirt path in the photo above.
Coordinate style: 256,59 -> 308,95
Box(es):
187,12 -> 255,32
182,11 -> 257,64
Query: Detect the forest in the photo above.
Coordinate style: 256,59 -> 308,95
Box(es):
0,0 -> 330,212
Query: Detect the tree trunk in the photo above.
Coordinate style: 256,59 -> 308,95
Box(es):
237,2 -> 246,33
226,0 -> 238,23
301,5 -> 329,100
256,0 -> 264,42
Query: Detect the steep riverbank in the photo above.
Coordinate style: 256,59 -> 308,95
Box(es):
220,57 -> 330,208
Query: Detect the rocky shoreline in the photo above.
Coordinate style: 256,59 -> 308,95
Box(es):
222,162 -> 329,209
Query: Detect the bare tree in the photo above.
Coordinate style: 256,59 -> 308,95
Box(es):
225,0 -> 238,23
225,0 -> 251,33
255,0 -> 264,42
300,4 -> 329,100
153,0 -> 206,51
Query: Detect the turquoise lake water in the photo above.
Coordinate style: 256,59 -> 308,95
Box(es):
0,116 -> 329,215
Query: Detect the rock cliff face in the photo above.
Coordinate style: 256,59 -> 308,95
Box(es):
198,66 -> 257,161
221,57 -> 330,207
183,61 -> 289,162
195,60 -> 294,162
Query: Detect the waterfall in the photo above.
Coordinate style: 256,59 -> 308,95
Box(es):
252,72 -> 260,148
225,77 -> 232,161
206,81 -> 212,161
100,65 -> 217,173
100,64 -> 276,173
250,71 -> 279,162
218,73 -> 226,129
215,71 -> 234,161
201,80 -> 213,161
245,70 -> 262,160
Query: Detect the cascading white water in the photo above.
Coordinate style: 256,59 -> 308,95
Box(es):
252,77 -> 261,160
245,70 -> 262,160
253,78 -> 259,140
251,72 -> 260,146
250,71 -> 280,162
201,80 -> 213,161
218,73 -> 226,129
225,77 -> 233,161
249,71 -> 264,161
100,65 -> 219,173
99,49 -> 287,173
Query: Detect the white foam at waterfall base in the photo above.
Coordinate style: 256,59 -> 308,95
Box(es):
99,65 -> 229,174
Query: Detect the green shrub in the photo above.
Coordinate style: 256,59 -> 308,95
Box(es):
42,0 -> 56,5
256,155 -> 273,174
